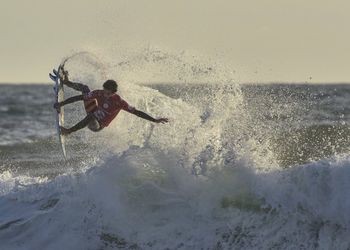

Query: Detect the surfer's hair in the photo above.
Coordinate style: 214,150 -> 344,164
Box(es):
103,80 -> 118,93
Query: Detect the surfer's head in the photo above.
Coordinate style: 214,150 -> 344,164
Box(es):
103,80 -> 118,93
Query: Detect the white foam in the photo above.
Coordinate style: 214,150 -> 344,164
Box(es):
1,48 -> 350,249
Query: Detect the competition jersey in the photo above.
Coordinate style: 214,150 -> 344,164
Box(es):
83,90 -> 135,127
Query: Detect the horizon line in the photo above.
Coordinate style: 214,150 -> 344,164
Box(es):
1,81 -> 350,85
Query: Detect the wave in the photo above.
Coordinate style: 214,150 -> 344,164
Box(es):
1,48 -> 350,249
1,145 -> 350,249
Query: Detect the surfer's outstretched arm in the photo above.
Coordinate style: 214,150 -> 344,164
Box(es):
54,95 -> 83,111
131,109 -> 169,124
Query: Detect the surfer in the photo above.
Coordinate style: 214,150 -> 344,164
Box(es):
53,68 -> 168,135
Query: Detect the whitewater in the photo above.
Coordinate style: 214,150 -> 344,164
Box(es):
1,49 -> 350,249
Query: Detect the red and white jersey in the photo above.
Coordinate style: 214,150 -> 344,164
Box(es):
83,90 -> 135,127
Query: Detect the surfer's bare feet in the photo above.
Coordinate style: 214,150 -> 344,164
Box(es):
58,66 -> 69,84
60,126 -> 71,136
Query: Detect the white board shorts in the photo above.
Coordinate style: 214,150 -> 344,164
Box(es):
88,115 -> 103,132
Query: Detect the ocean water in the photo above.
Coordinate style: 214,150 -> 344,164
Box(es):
1,52 -> 350,249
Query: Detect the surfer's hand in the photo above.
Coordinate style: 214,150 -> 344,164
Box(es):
155,118 -> 169,124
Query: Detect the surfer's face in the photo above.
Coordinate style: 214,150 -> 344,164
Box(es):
103,88 -> 114,97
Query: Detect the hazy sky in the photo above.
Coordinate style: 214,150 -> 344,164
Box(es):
1,0 -> 349,83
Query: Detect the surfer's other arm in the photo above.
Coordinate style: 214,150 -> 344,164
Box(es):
54,95 -> 83,111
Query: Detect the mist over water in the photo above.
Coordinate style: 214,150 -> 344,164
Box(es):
1,49 -> 350,249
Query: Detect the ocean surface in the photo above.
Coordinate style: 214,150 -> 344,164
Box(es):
1,53 -> 350,249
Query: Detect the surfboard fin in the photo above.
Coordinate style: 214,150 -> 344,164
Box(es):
49,73 -> 58,81
53,69 -> 59,76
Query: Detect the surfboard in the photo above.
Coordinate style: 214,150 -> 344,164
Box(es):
50,65 -> 67,158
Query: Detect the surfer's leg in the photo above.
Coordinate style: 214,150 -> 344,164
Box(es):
58,69 -> 90,93
61,113 -> 96,135
62,80 -> 90,94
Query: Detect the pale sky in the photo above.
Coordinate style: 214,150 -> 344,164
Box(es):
1,0 -> 350,83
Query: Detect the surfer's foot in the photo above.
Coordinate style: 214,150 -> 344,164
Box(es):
58,67 -> 69,84
60,126 -> 71,136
